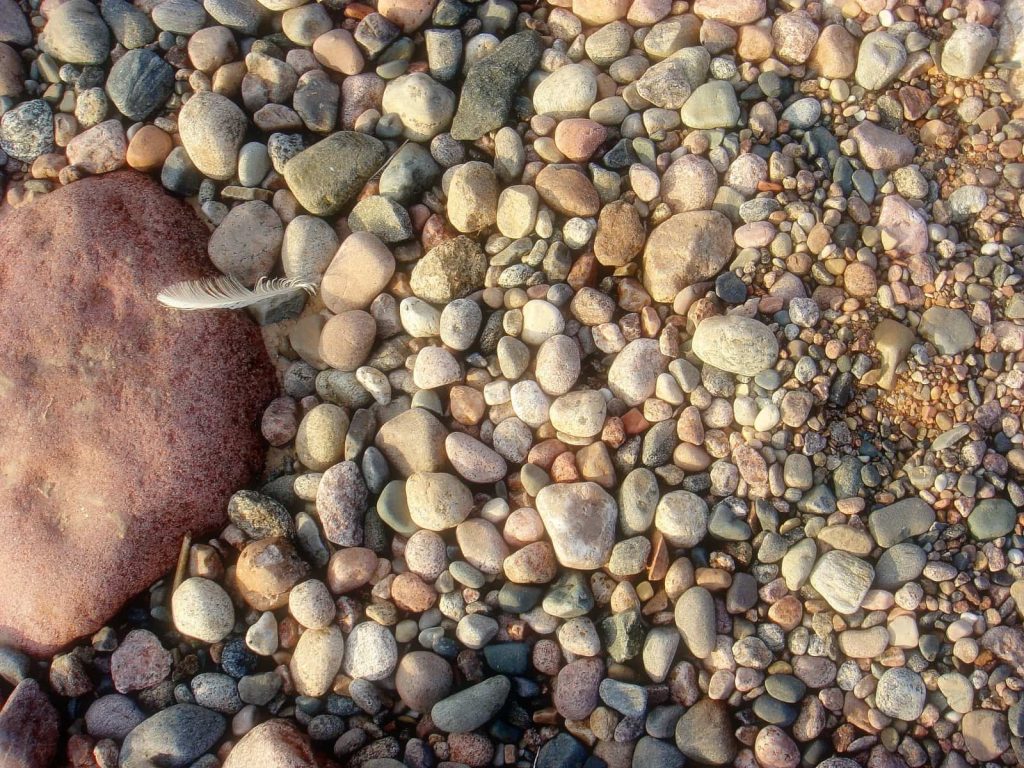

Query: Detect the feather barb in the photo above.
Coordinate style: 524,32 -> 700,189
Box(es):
157,275 -> 316,311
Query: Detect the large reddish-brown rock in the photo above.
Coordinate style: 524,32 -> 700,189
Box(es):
0,679 -> 60,768
0,171 -> 276,656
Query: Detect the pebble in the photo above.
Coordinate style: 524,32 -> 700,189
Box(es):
875,668 -> 926,721
382,73 -> 456,142
178,91 -> 247,181
289,625 -> 345,697
431,676 -> 510,733
536,482 -> 617,569
643,211 -> 732,303
119,705 -> 225,768
39,0 -> 111,66
172,578 -> 235,643
809,551 -> 873,614
396,651 -> 453,712
343,622 -> 398,680
282,131 -> 387,216
208,200 -> 282,286
692,315 -> 779,376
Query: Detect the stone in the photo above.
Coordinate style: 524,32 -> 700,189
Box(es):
0,42 -> 22,98
809,551 -> 873,614
0,680 -> 59,768
288,580 -> 335,629
594,200 -> 644,266
290,625 -> 345,697
635,59 -> 694,110
941,23 -> 995,79
85,694 -> 145,740
643,211 -> 733,302
382,73 -> 456,141
451,31 -> 543,141
536,482 -> 617,570
875,668 -> 926,721
375,408 -> 448,476
661,155 -> 718,214
675,586 -> 715,659
0,99 -> 53,162
380,141 -> 440,204
187,25 -> 237,72
223,720 -> 318,768
119,705 -> 226,768
877,194 -> 927,256
396,651 -> 453,712
152,0 -> 208,34
203,0 -> 266,34
681,81 -> 740,129
317,461 -> 368,546
608,338 -> 665,406
692,315 -> 779,376
533,63 -> 598,120
319,310 -> 376,371
446,432 -> 506,483
447,161 -> 499,233
378,0 -> 433,32
281,215 -> 339,282
406,472 -> 473,531
348,196 -> 413,243
322,232 -> 395,313
107,48 -> 175,122
179,91 -> 248,181
809,24 -> 857,79
313,28 -> 363,75
431,676 -> 511,733
535,166 -> 600,217
127,125 -> 173,172
102,0 -> 157,48
867,498 -> 935,548
66,119 -> 127,175
962,709 -> 1010,761
173,577 -> 235,643
655,491 -> 708,547
39,0 -> 110,65
208,200 -> 282,286
236,538 -> 309,611
0,0 -> 31,46
919,306 -> 976,356
968,498 -> 1016,541
0,173 -> 274,656
410,236 -> 487,304
693,0 -> 764,25
675,698 -> 737,766
283,131 -> 387,216
855,31 -> 906,91
343,622 -> 398,680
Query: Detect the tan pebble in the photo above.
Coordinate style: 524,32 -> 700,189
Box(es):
318,310 -> 376,371
126,125 -> 173,172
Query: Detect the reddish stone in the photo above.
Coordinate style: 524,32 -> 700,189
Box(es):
111,629 -> 172,693
0,680 -> 59,768
0,171 -> 276,656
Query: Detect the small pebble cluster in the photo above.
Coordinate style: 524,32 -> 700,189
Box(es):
1,0 -> 1024,767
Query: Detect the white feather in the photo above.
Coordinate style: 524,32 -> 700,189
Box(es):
157,275 -> 317,311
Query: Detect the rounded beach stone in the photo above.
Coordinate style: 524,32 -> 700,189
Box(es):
172,577 -> 235,643
406,472 -> 473,531
322,232 -> 396,313
343,622 -> 398,681
178,91 -> 248,181
290,624 -> 345,697
691,315 -> 779,376
642,211 -> 733,302
395,651 -> 453,712
0,172 -> 274,656
222,720 -> 318,768
207,200 -> 282,286
319,310 -> 376,371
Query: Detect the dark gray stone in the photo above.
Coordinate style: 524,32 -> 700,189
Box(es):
101,0 -> 157,48
119,704 -> 225,768
450,31 -> 542,141
107,48 -> 175,121
0,99 -> 53,162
